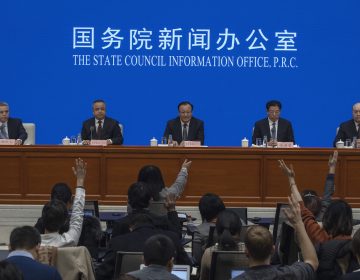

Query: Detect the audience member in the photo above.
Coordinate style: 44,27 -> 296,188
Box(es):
163,101 -> 204,145
193,193 -> 225,264
41,158 -> 86,247
252,100 -> 295,146
233,194 -> 318,280
302,151 -> 337,221
111,182 -> 182,238
135,159 -> 192,213
199,209 -> 245,280
279,159 -> 352,244
333,102 -> 360,147
35,183 -> 72,234
81,99 -> 123,145
0,101 -> 27,145
127,234 -> 182,280
0,260 -> 23,280
6,226 -> 61,280
279,159 -> 358,279
341,228 -> 360,279
95,214 -> 190,280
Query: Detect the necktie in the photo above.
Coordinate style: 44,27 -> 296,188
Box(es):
182,123 -> 188,141
97,120 -> 102,138
0,124 -> 8,139
271,122 -> 276,140
357,125 -> 360,139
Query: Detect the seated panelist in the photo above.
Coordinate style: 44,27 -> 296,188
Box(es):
0,102 -> 27,145
163,101 -> 204,145
252,100 -> 295,146
81,99 -> 123,145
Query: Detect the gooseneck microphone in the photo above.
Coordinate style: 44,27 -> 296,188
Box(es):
90,126 -> 95,140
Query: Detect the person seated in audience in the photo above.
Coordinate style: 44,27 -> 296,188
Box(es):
279,160 -> 358,279
301,151 -> 337,221
6,226 -> 61,280
135,159 -> 192,214
127,234 -> 182,280
35,182 -> 72,234
0,260 -> 24,280
233,194 -> 318,280
279,159 -> 352,244
111,182 -> 182,238
199,209 -> 245,280
193,193 -> 225,265
41,158 -> 87,247
95,214 -> 191,280
341,228 -> 360,279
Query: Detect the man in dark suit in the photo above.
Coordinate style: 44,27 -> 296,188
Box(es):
333,102 -> 360,147
164,101 -> 204,145
6,226 -> 61,280
0,102 -> 27,145
252,100 -> 295,146
81,99 -> 123,145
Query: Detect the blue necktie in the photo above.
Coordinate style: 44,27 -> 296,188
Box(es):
0,124 -> 8,139
271,123 -> 276,140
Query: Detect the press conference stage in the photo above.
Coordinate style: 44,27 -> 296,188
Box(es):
1,145 -> 360,207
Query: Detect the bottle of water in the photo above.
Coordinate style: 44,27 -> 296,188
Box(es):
77,133 -> 82,145
168,134 -> 173,146
263,135 -> 268,148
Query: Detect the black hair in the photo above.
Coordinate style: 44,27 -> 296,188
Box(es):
92,99 -> 106,105
323,199 -> 353,237
9,226 -> 41,251
177,101 -> 193,111
266,100 -> 282,110
302,189 -> 321,217
51,183 -> 72,204
127,182 -> 152,210
216,209 -> 242,250
0,260 -> 23,280
198,193 -> 225,222
42,200 -> 68,232
143,234 -> 176,266
137,165 -> 165,201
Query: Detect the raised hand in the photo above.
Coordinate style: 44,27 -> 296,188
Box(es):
328,151 -> 338,174
181,159 -> 192,171
72,158 -> 87,186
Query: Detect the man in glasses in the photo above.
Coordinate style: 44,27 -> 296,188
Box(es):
163,101 -> 204,145
252,100 -> 295,147
0,102 -> 27,145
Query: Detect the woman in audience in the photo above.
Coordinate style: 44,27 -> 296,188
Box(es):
0,260 -> 23,280
279,158 -> 352,244
199,209 -> 246,280
132,159 -> 191,214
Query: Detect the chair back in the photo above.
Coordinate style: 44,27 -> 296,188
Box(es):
114,251 -> 143,279
279,222 -> 300,265
0,249 -> 8,260
23,123 -> 35,145
227,207 -> 248,225
148,200 -> 167,216
209,249 -> 249,280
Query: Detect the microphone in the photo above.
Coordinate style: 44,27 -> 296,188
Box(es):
90,126 -> 95,140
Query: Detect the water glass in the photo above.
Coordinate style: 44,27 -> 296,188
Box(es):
70,135 -> 77,144
345,139 -> 351,147
161,137 -> 168,145
256,138 -> 263,146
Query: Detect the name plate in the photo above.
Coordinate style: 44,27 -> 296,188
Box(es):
184,141 -> 201,147
90,140 -> 108,146
0,139 -> 16,145
277,142 -> 294,148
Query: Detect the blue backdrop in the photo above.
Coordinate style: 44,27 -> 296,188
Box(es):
2,0 -> 359,146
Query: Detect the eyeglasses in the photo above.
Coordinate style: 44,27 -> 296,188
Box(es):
0,110 -> 9,114
268,110 -> 280,115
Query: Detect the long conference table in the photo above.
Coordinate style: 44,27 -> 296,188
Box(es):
1,145 -> 360,207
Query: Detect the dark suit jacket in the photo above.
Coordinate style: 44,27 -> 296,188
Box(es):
333,119 -> 358,147
163,116 -> 204,145
81,117 -> 123,145
111,209 -> 182,239
252,117 -> 295,144
5,118 -> 28,143
7,255 -> 61,280
95,223 -> 191,280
